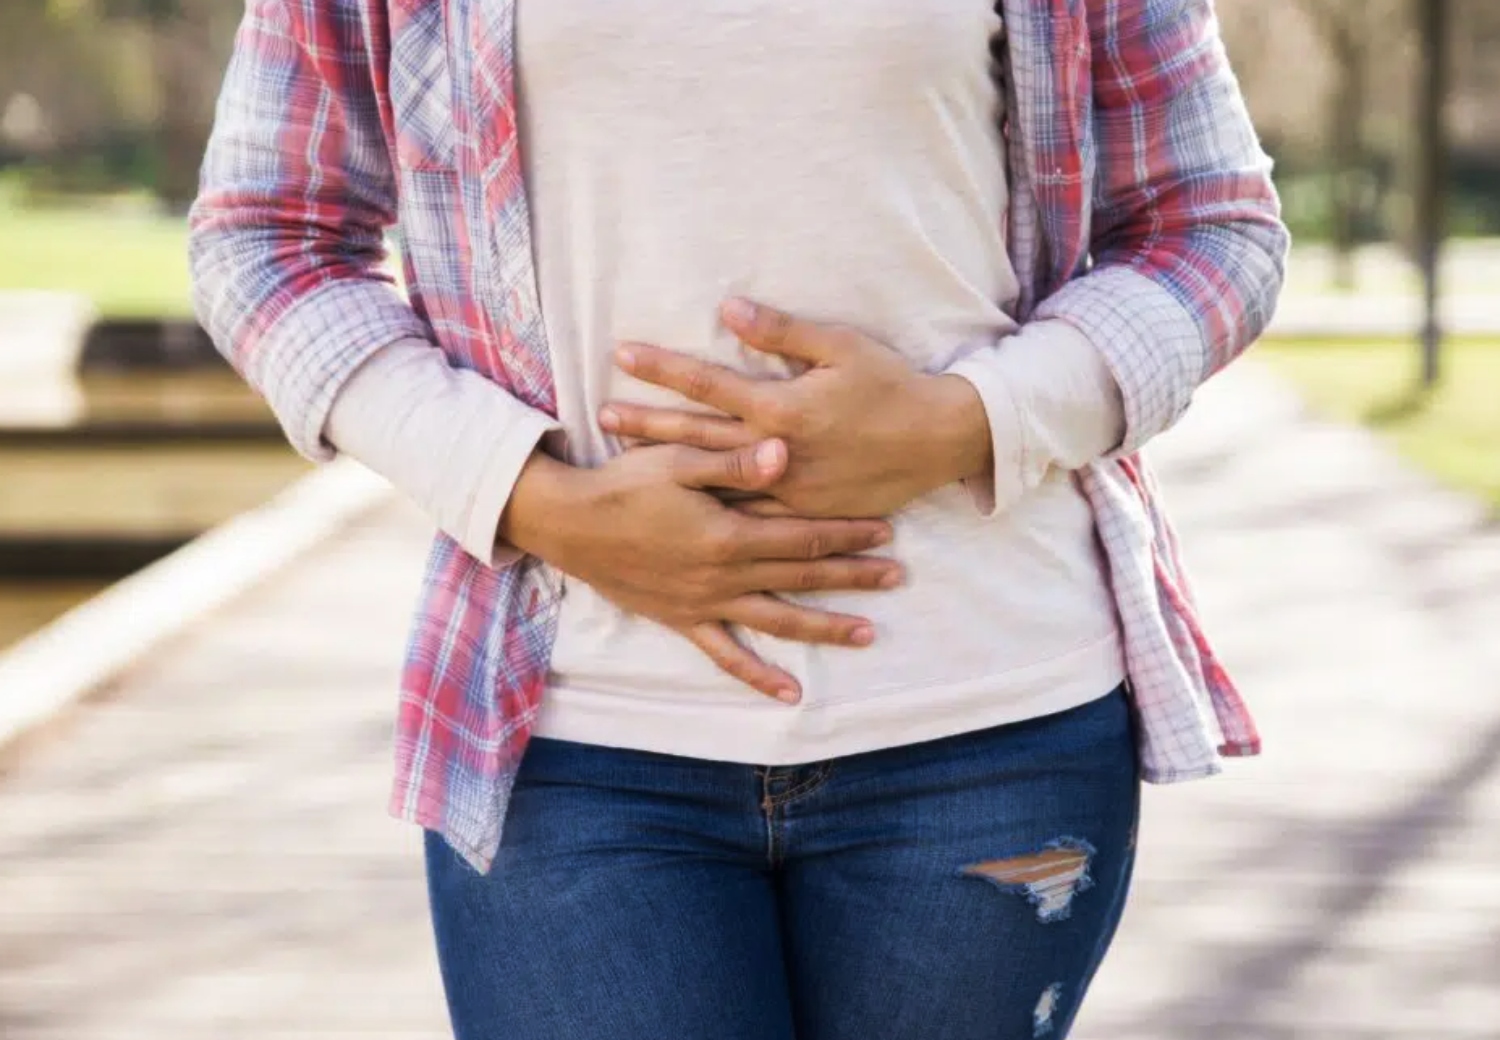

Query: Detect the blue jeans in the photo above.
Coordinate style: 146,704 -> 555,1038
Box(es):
426,687 -> 1139,1040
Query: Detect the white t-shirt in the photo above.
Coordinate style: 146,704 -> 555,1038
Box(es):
327,0 -> 1127,765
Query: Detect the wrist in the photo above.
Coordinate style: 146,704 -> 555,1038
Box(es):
497,450 -> 594,564
919,374 -> 993,488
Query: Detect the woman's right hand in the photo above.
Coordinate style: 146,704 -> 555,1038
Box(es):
499,439 -> 901,702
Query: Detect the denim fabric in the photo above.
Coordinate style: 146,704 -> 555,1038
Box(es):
426,687 -> 1139,1040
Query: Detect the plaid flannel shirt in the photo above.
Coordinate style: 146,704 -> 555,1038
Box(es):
191,0 -> 1288,872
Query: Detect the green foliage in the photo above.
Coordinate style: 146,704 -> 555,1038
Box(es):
1271,156 -> 1500,244
3,133 -> 162,200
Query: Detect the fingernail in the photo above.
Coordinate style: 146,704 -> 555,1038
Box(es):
850,625 -> 875,647
754,440 -> 784,473
872,526 -> 894,546
598,406 -> 620,431
722,298 -> 757,327
879,568 -> 903,589
776,687 -> 801,705
615,346 -> 637,370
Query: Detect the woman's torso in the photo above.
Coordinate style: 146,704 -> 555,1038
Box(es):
518,0 -> 1123,762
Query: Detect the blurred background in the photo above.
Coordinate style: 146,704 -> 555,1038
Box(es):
0,1 -> 1496,1037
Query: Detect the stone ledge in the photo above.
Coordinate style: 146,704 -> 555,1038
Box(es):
0,458 -> 392,752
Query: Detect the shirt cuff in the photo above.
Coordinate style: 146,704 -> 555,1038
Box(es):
324,337 -> 562,567
943,319 -> 1125,518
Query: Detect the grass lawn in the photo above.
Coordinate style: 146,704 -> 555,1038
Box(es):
0,204 -> 192,318
1259,338 -> 1500,511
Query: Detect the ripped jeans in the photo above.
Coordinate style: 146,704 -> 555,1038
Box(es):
426,686 -> 1139,1040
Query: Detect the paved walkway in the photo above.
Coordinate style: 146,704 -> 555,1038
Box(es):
2,359 -> 1499,1038
0,505 -> 449,1039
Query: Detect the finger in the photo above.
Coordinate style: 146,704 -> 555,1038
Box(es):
672,440 -> 787,492
686,622 -> 800,703
725,516 -> 894,561
722,594 -> 876,649
720,298 -> 848,366
740,556 -> 905,595
615,343 -> 762,417
599,403 -> 757,452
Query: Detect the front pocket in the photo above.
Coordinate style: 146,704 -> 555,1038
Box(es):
389,0 -> 457,170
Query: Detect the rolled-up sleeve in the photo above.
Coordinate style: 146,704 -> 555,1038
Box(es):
946,320 -> 1125,517
326,339 -> 561,566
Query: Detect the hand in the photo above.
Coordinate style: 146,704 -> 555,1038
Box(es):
499,440 -> 903,702
601,299 -> 994,518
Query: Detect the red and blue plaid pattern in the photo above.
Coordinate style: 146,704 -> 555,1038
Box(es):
191,0 -> 1287,871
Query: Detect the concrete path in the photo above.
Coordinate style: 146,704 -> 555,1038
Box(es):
1,359 -> 1498,1038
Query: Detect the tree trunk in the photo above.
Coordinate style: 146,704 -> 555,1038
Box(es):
150,12 -> 206,211
1328,21 -> 1366,291
1415,0 -> 1451,387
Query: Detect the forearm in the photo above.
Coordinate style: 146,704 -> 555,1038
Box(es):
496,451 -> 595,566
917,374 -> 994,488
325,338 -> 562,565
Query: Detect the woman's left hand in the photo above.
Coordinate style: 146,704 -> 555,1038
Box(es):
602,299 -> 993,519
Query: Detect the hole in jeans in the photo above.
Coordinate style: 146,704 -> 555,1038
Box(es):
959,838 -> 1095,923
1033,982 -> 1063,1037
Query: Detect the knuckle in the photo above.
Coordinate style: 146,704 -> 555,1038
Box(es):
703,640 -> 731,669
685,420 -> 715,448
617,407 -> 645,432
836,525 -> 871,553
801,531 -> 828,560
720,448 -> 751,487
684,368 -> 718,402
722,653 -> 755,684
796,564 -> 824,592
702,643 -> 734,674
635,412 -> 665,439
766,611 -> 799,640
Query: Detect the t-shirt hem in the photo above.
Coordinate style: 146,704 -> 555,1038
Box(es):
535,630 -> 1125,766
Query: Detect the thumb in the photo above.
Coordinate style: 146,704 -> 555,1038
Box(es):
674,439 -> 787,492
